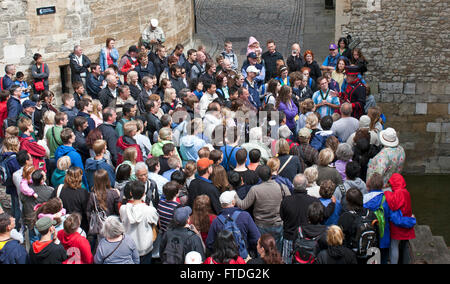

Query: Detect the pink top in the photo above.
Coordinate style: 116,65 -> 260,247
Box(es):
20,178 -> 36,197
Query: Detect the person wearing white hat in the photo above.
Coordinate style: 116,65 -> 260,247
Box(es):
205,190 -> 260,260
346,115 -> 380,146
367,127 -> 405,188
142,18 -> 166,53
243,64 -> 264,109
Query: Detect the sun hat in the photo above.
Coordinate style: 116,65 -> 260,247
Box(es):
379,127 -> 399,147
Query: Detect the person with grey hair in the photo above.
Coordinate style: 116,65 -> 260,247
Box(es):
69,45 -> 91,85
1,64 -> 16,91
98,74 -> 119,109
280,173 -> 336,264
331,102 -> 359,142
241,127 -> 273,164
134,161 -> 159,208
334,143 -> 354,181
94,216 -> 140,264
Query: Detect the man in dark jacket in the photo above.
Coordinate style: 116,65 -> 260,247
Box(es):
98,74 -> 118,109
86,63 -> 104,99
69,45 -> 91,85
286,43 -> 304,73
6,85 -> 22,126
153,45 -> 168,83
159,206 -> 205,264
205,191 -> 260,258
75,98 -> 95,136
59,93 -> 78,129
0,213 -> 29,264
29,217 -> 67,264
280,173 -> 336,263
0,64 -> 15,91
145,100 -> 162,143
135,52 -> 156,83
137,76 -> 154,115
261,40 -> 284,82
85,139 -> 116,190
98,107 -> 119,166
187,158 -> 222,215
169,65 -> 185,95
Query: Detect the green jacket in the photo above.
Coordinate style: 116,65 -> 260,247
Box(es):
150,140 -> 179,158
46,125 -> 63,158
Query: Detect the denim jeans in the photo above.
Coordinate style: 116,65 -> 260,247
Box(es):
256,225 -> 284,252
140,252 -> 153,264
10,192 -> 22,231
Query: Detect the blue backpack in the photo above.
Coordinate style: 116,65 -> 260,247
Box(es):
217,211 -> 248,259
0,154 -> 16,186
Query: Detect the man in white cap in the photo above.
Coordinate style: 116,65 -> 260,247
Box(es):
142,18 -> 166,53
205,190 -> 260,259
346,115 -> 380,146
367,127 -> 405,188
243,64 -> 264,109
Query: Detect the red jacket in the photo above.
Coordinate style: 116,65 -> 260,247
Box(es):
116,135 -> 144,166
203,256 -> 246,264
385,173 -> 415,240
57,230 -> 93,264
19,135 -> 47,172
0,101 -> 7,137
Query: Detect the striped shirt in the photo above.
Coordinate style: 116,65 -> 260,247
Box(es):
157,199 -> 180,232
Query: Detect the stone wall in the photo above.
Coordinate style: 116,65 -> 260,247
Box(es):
0,0 -> 194,96
336,0 -> 450,174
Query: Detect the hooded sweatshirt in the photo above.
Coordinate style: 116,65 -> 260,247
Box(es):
55,145 -> 88,189
119,202 -> 159,256
334,177 -> 367,204
116,136 -> 144,164
384,173 -> 416,240
57,230 -> 93,264
29,240 -> 67,264
180,135 -> 206,163
85,157 -> 116,190
316,245 -> 357,264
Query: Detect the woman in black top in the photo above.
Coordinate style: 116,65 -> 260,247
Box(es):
126,71 -> 142,101
276,139 -> 303,182
303,50 -> 322,83
316,225 -> 357,264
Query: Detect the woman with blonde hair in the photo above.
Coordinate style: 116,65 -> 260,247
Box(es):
316,225 -> 357,264
189,194 -> 217,243
161,87 -> 180,114
51,156 -> 72,188
150,127 -> 180,158
367,106 -> 383,132
305,112 -> 320,141
304,166 -> 321,198
50,167 -> 89,232
90,99 -> 103,127
116,147 -> 138,181
316,148 -> 343,187
275,139 -> 303,182
296,98 -> 315,132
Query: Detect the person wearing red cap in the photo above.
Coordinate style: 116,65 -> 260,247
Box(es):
337,65 -> 366,119
186,158 -> 222,215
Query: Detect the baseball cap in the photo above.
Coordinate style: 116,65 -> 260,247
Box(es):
22,100 -> 36,109
150,19 -> 159,27
329,44 -> 338,50
247,52 -> 257,59
197,158 -> 213,169
246,65 -> 260,74
219,190 -> 236,205
35,217 -> 56,232
173,206 -> 192,224
185,251 -> 203,264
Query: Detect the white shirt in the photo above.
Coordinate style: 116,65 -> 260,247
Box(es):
148,172 -> 168,196
13,167 -> 24,211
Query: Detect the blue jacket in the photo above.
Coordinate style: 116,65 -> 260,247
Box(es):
243,79 -> 263,109
205,207 -> 261,254
86,73 -> 104,99
271,175 -> 293,194
76,111 -> 95,136
310,130 -> 337,151
6,96 -> 22,123
99,47 -> 119,71
54,145 -> 88,190
180,135 -> 206,164
220,145 -> 249,171
363,190 -> 416,249
320,198 -> 342,226
1,152 -> 20,195
134,62 -> 156,83
0,239 -> 29,264
0,75 -> 14,91
59,105 -> 78,129
85,157 -> 116,191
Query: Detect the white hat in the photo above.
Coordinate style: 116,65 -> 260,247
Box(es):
359,115 -> 371,129
379,127 -> 399,147
150,19 -> 159,27
246,65 -> 260,75
219,190 -> 236,205
278,125 -> 292,139
185,251 -> 202,264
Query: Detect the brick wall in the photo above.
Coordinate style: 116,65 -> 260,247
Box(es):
0,0 -> 194,97
336,0 -> 450,174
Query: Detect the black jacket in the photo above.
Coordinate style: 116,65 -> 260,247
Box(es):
316,245 -> 357,264
98,122 -> 119,166
303,61 -> 322,82
278,154 -> 303,182
29,241 -> 68,264
159,226 -> 205,264
127,83 -> 142,101
145,112 -> 161,143
50,186 -> 89,232
287,55 -> 305,73
77,111 -> 95,137
262,51 -> 284,81
98,87 -> 117,109
69,53 -> 91,84
337,207 -> 377,250
187,177 -> 222,215
134,62 -> 156,83
280,189 -> 336,241
74,130 -> 90,164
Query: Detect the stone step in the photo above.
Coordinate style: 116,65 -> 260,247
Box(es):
410,225 -> 450,264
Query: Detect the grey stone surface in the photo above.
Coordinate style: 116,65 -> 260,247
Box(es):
404,82 -> 416,95
426,122 -> 441,133
416,103 -> 427,115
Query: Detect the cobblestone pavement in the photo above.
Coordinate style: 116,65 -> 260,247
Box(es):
195,0 -> 334,65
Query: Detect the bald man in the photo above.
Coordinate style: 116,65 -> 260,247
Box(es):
287,43 -> 305,73
190,51 -> 207,80
331,102 -> 360,142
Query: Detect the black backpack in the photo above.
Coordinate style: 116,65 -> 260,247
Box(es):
292,226 -> 320,264
349,210 -> 378,258
161,229 -> 197,264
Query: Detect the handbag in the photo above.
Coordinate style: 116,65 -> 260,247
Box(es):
34,64 -> 45,92
89,193 -> 107,235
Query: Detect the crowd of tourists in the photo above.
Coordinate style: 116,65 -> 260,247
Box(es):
0,18 -> 416,264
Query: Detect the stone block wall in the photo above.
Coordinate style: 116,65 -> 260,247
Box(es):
0,0 -> 194,97
336,0 -> 450,174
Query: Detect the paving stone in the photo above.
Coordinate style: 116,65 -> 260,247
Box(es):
415,103 -> 427,115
